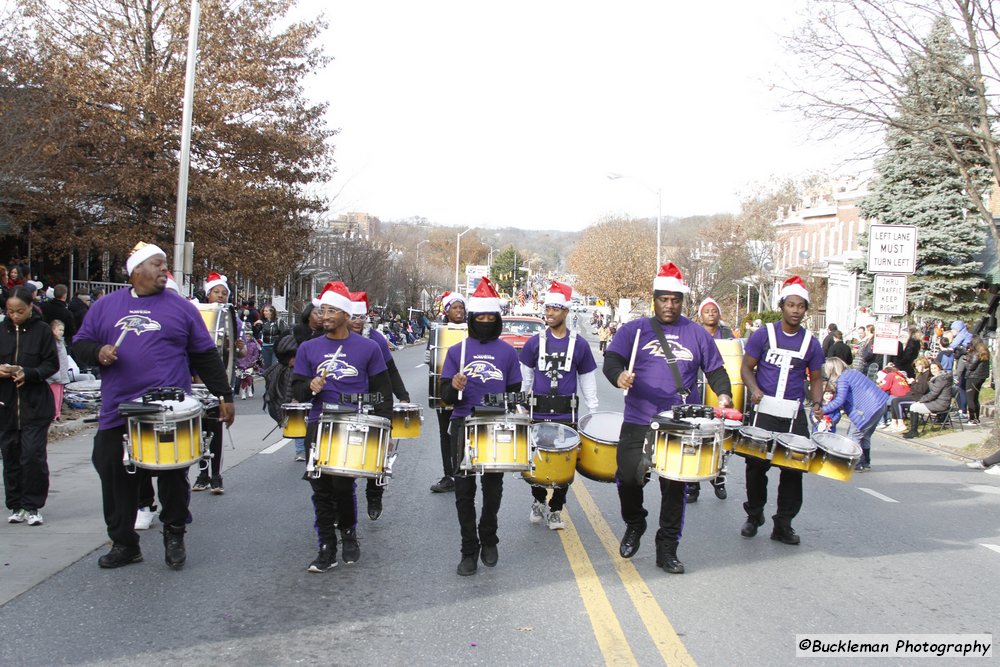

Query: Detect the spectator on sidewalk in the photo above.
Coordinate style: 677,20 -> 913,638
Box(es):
901,361 -> 953,439
47,320 -> 71,421
67,289 -> 91,331
963,337 -> 991,426
877,363 -> 911,431
826,330 -> 853,365
821,323 -> 838,357
41,284 -> 77,345
890,356 -> 931,432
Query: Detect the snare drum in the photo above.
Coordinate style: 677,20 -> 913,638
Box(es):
734,426 -> 774,461
391,403 -> 423,439
650,411 -> 723,482
281,403 -> 310,438
125,394 -> 205,470
577,412 -> 623,482
462,414 -> 532,473
313,413 -> 393,478
809,432 -> 863,482
523,422 -> 580,487
771,433 -> 817,472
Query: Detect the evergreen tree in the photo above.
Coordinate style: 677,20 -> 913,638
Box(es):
857,18 -> 991,322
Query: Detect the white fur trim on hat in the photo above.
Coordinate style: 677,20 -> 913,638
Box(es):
316,281 -> 353,313
349,291 -> 369,317
468,277 -> 501,314
779,276 -> 809,303
126,242 -> 167,276
442,291 -> 466,312
204,272 -> 229,295
652,261 -> 690,294
543,280 -> 573,308
698,297 -> 721,316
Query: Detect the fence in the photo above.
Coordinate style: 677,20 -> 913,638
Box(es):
71,280 -> 130,296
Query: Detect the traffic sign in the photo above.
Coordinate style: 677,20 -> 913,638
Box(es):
873,321 -> 902,356
872,274 -> 907,315
867,224 -> 917,274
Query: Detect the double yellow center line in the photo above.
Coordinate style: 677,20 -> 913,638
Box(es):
555,483 -> 697,666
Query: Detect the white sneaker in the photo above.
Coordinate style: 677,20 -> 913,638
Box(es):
7,509 -> 27,524
985,466 -> 1000,476
135,506 -> 156,530
26,510 -> 43,526
966,460 -> 986,469
529,501 -> 546,524
547,510 -> 565,530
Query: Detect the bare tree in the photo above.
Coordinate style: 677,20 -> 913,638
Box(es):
567,217 -> 656,315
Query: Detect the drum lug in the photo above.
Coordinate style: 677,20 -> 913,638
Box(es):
122,435 -> 137,475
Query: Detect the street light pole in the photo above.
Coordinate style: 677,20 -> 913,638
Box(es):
608,172 -> 662,272
173,0 -> 201,296
455,227 -> 473,293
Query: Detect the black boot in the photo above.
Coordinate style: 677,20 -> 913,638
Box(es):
684,483 -> 699,503
771,519 -> 801,545
163,525 -> 186,569
902,414 -> 920,439
741,502 -> 765,538
711,476 -> 727,500
655,539 -> 685,574
619,523 -> 646,558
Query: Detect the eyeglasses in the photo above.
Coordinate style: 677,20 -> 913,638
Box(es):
316,307 -> 343,316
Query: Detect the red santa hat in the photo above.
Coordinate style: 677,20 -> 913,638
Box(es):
467,276 -> 501,314
126,242 -> 166,276
543,280 -> 573,309
204,272 -> 229,295
779,276 -> 810,303
441,291 -> 466,312
698,297 -> 721,316
349,291 -> 369,317
315,281 -> 353,313
652,262 -> 689,294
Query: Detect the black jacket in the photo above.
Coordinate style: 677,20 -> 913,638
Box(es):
40,298 -> 77,344
258,319 -> 290,346
965,355 -> 991,382
67,297 -> 89,330
918,373 -> 954,413
827,341 -> 853,366
0,312 -> 59,428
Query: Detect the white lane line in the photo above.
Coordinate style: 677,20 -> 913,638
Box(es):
968,485 -> 1000,496
415,363 -> 427,368
858,487 -> 899,503
260,439 -> 291,454
980,544 -> 1000,555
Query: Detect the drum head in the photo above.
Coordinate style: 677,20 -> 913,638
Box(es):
739,426 -> 773,442
393,402 -> 421,412
774,433 -> 815,452
130,394 -> 203,419
282,402 -> 310,412
723,419 -> 743,430
579,412 -> 624,443
530,422 -> 580,451
66,380 -> 102,392
811,432 -> 862,457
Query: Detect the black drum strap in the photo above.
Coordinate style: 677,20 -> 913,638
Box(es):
648,318 -> 690,399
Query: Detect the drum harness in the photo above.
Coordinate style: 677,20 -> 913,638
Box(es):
752,323 -> 812,431
531,329 -> 579,422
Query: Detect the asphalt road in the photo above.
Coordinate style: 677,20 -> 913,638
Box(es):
1,323 -> 998,666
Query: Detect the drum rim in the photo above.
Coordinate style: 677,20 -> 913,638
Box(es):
773,433 -> 816,451
393,403 -> 422,411
66,380 -> 102,390
579,411 -> 624,443
127,395 -> 203,420
281,402 -> 311,410
738,425 -> 774,441
530,422 -> 581,451
319,413 -> 391,427
811,431 -> 862,456
465,414 -> 532,426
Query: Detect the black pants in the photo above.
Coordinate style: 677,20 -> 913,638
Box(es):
451,416 -> 503,555
1,424 -> 50,512
92,427 -> 189,547
437,408 -> 455,477
967,376 -> 986,421
743,410 -> 807,527
616,422 -> 687,543
204,416 -> 224,478
305,422 -> 357,548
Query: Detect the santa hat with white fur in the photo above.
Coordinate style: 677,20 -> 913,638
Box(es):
467,277 -> 501,313
126,242 -> 167,276
204,272 -> 229,295
349,291 -> 369,317
698,297 -> 721,316
652,262 -> 690,294
441,291 -> 466,312
165,272 -> 180,294
543,280 -> 573,309
778,276 -> 809,304
315,281 -> 353,313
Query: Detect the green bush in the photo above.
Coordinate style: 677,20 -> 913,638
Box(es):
739,310 -> 781,337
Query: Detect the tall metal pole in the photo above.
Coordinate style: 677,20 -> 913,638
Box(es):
454,227 -> 472,293
656,187 -> 662,269
173,0 -> 201,295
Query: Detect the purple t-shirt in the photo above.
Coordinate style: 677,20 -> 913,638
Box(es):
74,288 -> 217,429
520,330 -> 597,422
606,316 -> 724,426
294,332 -> 388,421
367,327 -> 393,364
744,324 -> 824,400
442,337 -> 522,419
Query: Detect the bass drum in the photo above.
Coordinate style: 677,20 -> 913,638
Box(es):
523,422 -> 580,488
577,411 -> 623,483
703,338 -> 745,413
427,323 -> 468,409
195,302 -> 238,386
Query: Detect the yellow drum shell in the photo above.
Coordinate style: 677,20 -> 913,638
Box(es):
391,403 -> 423,439
652,425 -> 722,482
523,422 -> 580,488
314,414 -> 392,478
703,338 -> 745,413
809,432 -> 863,482
734,426 -> 773,461
427,324 -> 469,409
577,412 -> 623,483
463,414 -> 532,473
282,403 -> 310,439
126,395 -> 204,470
771,433 -> 816,472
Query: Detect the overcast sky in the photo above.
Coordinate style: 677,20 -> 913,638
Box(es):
293,1 -> 864,231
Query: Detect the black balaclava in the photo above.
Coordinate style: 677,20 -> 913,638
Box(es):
468,312 -> 503,342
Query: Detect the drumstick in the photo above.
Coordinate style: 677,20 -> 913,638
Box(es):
112,329 -> 129,351
624,329 -> 641,396
457,338 -> 467,401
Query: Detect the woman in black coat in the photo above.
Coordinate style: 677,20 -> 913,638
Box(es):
0,287 -> 59,525
901,361 -> 953,439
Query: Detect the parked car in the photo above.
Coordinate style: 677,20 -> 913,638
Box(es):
499,316 -> 545,350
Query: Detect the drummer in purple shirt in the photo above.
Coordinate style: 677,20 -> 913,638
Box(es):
739,276 -> 824,546
73,243 -> 235,570
348,291 -> 410,521
603,263 -> 732,574
440,278 -> 522,577
519,281 -> 599,531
